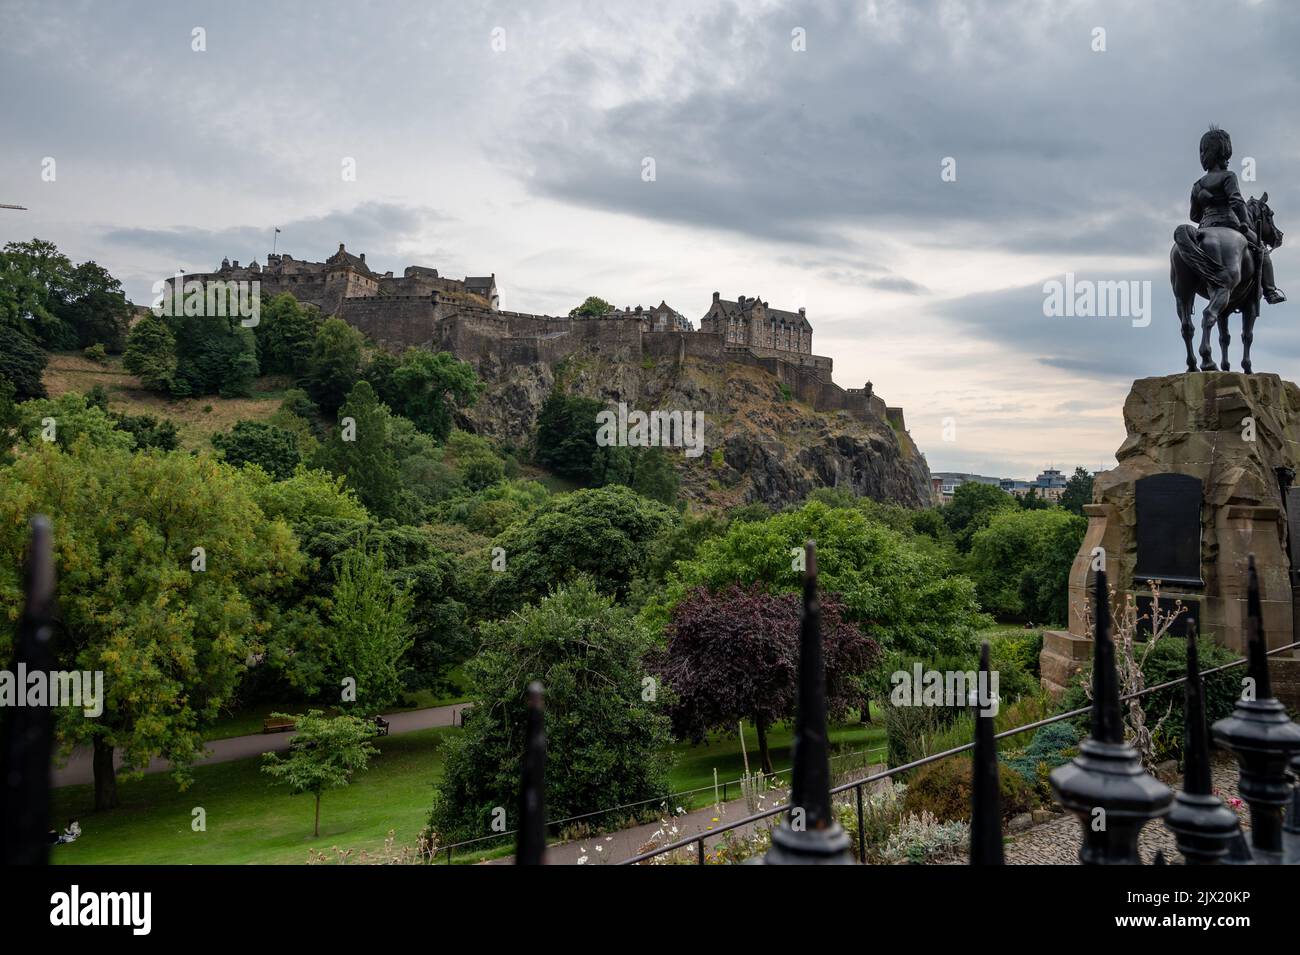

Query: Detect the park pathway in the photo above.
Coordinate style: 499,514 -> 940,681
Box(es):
489,763 -> 892,865
51,702 -> 471,788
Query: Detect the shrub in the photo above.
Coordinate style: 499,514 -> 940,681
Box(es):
880,811 -> 970,864
83,342 -> 108,364
1002,721 -> 1078,800
900,755 -> 1035,824
1059,635 -> 1239,763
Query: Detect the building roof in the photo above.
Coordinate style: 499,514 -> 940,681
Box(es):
325,243 -> 373,275
711,295 -> 811,330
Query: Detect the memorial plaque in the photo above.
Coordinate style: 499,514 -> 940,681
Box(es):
1134,473 -> 1203,588
1286,485 -> 1300,570
1135,594 -> 1201,639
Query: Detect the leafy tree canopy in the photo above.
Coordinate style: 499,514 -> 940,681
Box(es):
430,577 -> 671,843
649,501 -> 986,656
568,295 -> 613,318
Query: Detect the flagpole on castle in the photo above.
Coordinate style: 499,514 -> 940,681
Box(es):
271,227 -> 279,256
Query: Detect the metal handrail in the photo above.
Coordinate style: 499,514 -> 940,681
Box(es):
436,743 -> 889,862
618,639 -> 1300,865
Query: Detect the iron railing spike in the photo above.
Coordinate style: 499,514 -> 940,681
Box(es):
515,681 -> 546,865
970,641 -> 1004,865
758,540 -> 854,864
1211,552 -> 1300,863
0,516 -> 57,865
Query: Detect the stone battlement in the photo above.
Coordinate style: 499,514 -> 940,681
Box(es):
173,244 -> 908,430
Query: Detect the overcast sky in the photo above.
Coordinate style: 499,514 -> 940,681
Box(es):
3,0 -> 1298,477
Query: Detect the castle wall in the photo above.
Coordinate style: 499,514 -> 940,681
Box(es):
340,295 -> 439,348
192,271 -> 909,431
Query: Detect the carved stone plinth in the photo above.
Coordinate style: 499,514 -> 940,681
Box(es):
1042,372 -> 1300,708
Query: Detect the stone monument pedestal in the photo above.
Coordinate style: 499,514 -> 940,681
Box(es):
1041,372 -> 1300,707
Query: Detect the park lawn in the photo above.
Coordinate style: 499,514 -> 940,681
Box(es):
203,675 -> 471,741
665,712 -> 887,808
51,727 -> 453,865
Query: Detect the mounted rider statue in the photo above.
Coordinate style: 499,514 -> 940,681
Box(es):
1170,127 -> 1286,373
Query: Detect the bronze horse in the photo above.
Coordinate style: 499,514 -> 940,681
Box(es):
1171,193 -> 1283,373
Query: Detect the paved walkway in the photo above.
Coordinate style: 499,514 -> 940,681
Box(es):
487,763 -> 891,865
52,702 -> 471,788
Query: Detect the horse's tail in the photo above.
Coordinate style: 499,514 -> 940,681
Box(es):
1173,224 -> 1222,285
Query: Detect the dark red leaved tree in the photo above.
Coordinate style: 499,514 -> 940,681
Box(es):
652,584 -> 879,775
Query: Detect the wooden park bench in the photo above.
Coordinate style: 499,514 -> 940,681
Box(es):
262,716 -> 296,734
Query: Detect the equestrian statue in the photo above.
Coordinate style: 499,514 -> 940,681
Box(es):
1170,127 -> 1285,373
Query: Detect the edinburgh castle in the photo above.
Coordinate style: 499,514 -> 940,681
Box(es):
180,243 -> 908,430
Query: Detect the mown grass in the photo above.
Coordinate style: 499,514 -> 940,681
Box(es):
51,727 -> 453,865
52,709 -> 886,865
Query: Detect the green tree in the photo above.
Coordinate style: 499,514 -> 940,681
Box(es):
0,239 -> 76,348
567,295 -> 613,318
261,710 -> 379,836
168,310 -> 259,398
1018,488 -> 1051,510
0,443 -> 304,809
61,260 -> 132,352
0,322 -> 49,400
323,544 -> 414,713
1060,466 -> 1095,516
111,411 -> 180,451
534,388 -> 604,481
245,465 -> 369,526
485,484 -> 675,614
967,508 -> 1086,622
388,348 -> 481,442
430,578 -> 671,843
212,420 -> 301,479
122,313 -> 178,392
943,481 -> 1017,552
649,500 -> 986,656
254,293 -> 321,377
290,517 -> 474,695
0,378 -> 18,464
15,392 -> 134,452
306,318 -> 365,414
312,381 -> 401,518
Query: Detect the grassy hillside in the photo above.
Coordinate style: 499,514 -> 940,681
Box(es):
43,351 -> 287,450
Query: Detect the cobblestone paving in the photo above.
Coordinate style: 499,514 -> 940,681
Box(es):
947,757 -> 1246,864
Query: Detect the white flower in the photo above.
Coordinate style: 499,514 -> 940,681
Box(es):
577,856 -> 588,865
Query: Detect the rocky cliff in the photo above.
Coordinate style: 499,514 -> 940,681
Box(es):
455,352 -> 932,509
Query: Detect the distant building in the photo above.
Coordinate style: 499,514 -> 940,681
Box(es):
931,472 -> 1003,503
699,291 -> 811,356
647,300 -> 692,332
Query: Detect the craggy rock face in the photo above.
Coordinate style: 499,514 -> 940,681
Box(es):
456,352 -> 931,510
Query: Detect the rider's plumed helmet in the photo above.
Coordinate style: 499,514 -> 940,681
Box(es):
1199,127 -> 1232,171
